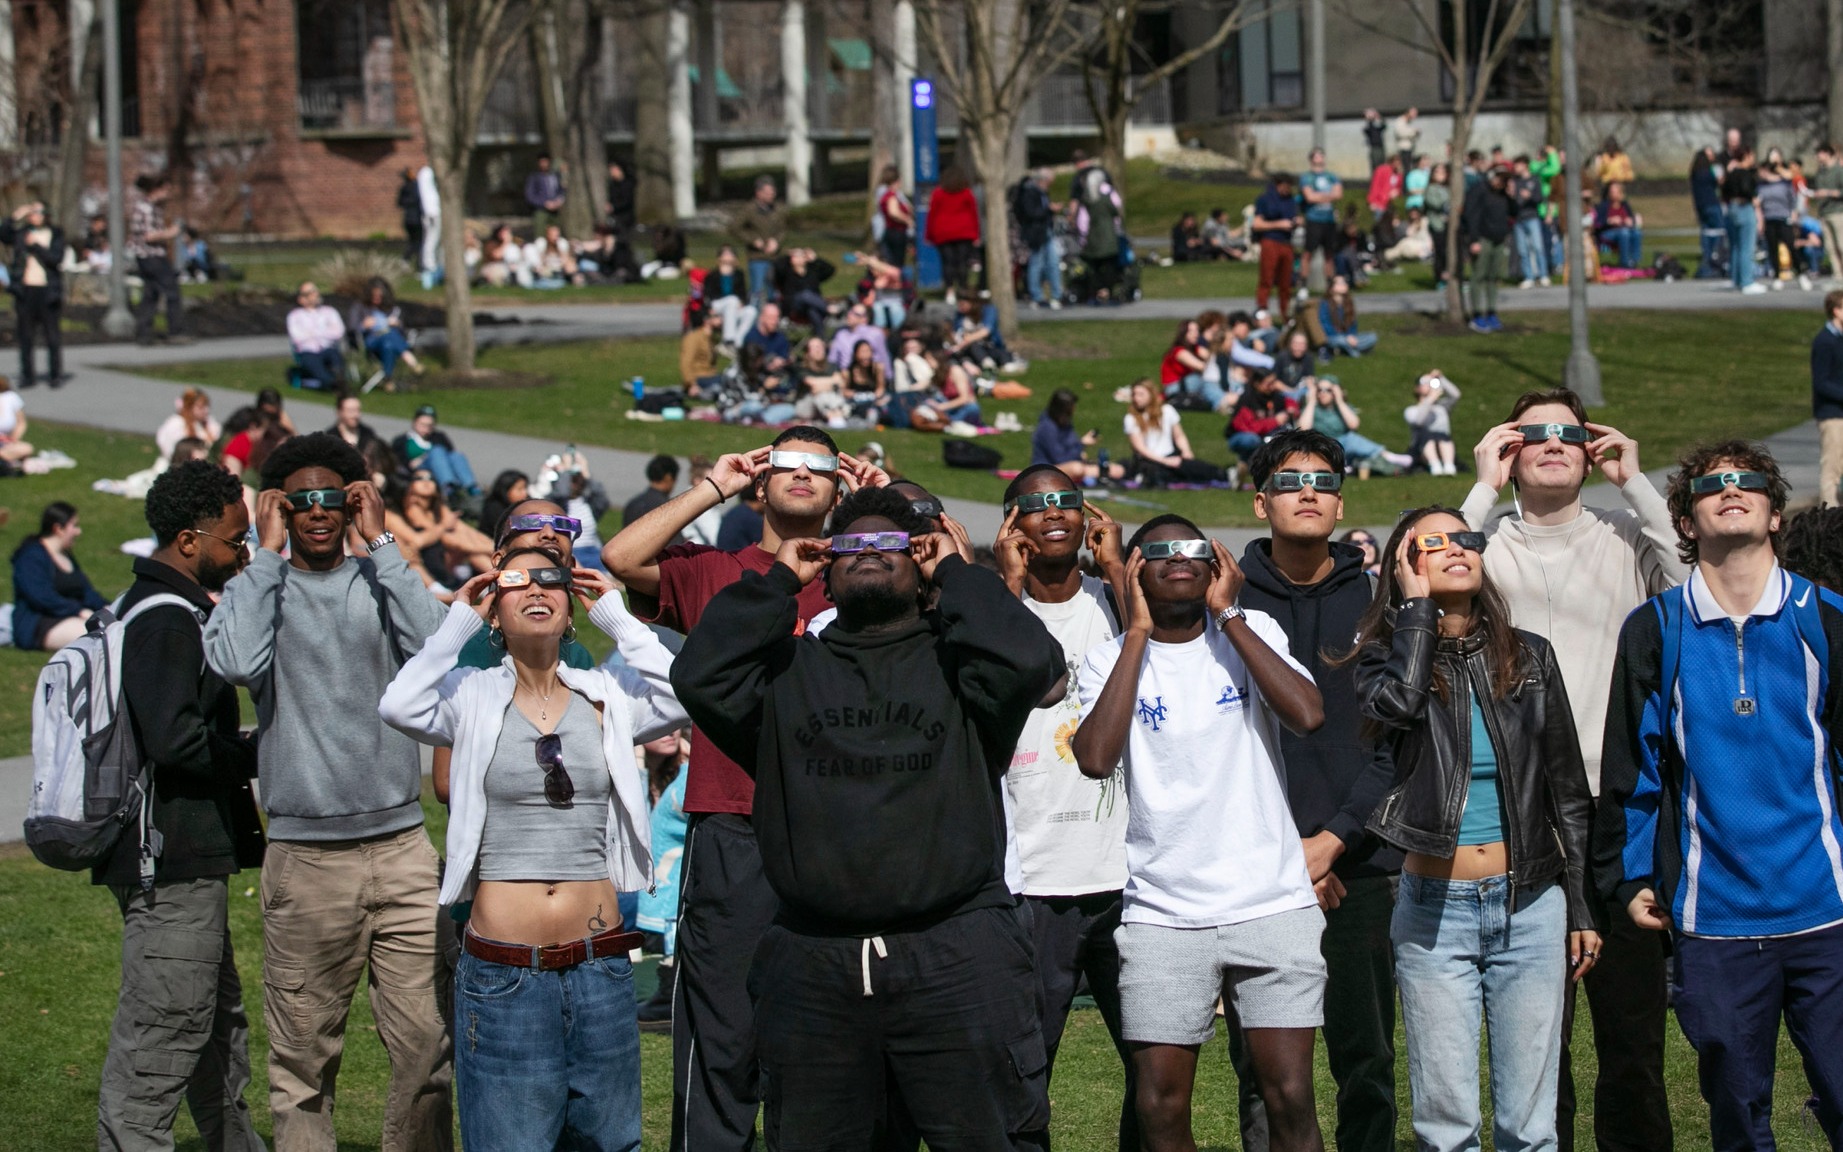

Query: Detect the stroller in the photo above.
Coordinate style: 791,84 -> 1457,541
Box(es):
1064,238 -> 1143,305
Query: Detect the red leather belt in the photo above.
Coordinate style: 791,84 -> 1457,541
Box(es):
464,926 -> 644,971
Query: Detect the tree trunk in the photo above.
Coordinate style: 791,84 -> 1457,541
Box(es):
436,161 -> 478,370
52,6 -> 99,235
568,0 -> 610,228
971,127 -> 1020,341
1830,0 -> 1843,149
632,0 -> 675,224
868,0 -> 902,226
532,1 -> 594,237
1443,0 -> 1469,323
1099,104 -> 1128,183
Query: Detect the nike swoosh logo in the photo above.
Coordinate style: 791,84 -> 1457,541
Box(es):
1797,590 -> 1810,607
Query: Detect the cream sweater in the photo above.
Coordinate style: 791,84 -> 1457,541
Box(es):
1460,475 -> 1688,793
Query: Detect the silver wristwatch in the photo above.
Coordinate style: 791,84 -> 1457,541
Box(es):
366,530 -> 397,554
1214,603 -> 1246,630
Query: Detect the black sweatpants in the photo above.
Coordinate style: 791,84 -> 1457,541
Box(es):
1026,891 -> 1136,1152
133,255 -> 185,340
751,903 -> 1050,1152
1229,874 -> 1398,1152
14,285 -> 61,385
1557,891 -> 1674,1152
672,813 -> 778,1152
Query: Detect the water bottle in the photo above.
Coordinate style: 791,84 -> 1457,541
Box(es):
631,376 -> 645,402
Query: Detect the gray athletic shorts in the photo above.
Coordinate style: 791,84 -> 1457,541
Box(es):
1115,905 -> 1327,1045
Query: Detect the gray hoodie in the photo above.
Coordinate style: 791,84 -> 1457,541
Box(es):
204,547 -> 446,841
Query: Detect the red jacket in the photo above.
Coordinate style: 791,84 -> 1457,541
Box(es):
924,187 -> 981,246
1232,395 -> 1298,437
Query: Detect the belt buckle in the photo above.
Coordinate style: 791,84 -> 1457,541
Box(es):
535,941 -> 578,971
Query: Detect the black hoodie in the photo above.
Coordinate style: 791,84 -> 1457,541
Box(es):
671,555 -> 1064,935
1238,539 -> 1401,879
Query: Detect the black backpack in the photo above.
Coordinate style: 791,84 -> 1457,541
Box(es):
942,439 -> 1003,471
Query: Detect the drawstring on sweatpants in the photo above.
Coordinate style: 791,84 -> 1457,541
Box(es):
860,935 -> 887,997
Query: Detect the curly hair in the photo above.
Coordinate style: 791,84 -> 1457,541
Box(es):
1663,439 -> 1789,564
258,431 -> 368,493
828,485 -> 932,538
1782,507 -> 1843,593
145,461 -> 246,546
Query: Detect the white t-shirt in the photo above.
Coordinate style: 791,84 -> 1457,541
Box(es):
1003,575 -> 1127,896
1124,407 -> 1181,459
0,391 -> 22,439
1078,613 -> 1317,928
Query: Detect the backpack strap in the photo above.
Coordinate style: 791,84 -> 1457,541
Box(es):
120,592 -> 206,629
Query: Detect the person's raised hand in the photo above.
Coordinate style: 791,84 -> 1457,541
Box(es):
255,489 -> 290,553
1394,534 -> 1432,601
1472,422 -> 1525,492
1084,503 -> 1124,571
710,449 -> 766,500
345,480 -> 387,542
775,535 -> 832,587
1206,538 -> 1244,618
911,532 -> 958,584
1626,888 -> 1672,932
569,566 -> 616,608
994,508 -> 1034,593
937,512 -> 975,564
836,451 -> 891,491
456,569 -> 499,621
1586,421 -> 1640,488
1122,551 -> 1153,637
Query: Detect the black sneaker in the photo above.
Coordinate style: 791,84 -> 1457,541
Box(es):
637,961 -> 675,1033
15,376 -> 37,389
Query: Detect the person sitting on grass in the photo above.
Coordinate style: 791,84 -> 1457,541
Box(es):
11,500 -> 109,651
1201,207 -> 1246,260
1162,318 -> 1221,411
1124,379 -> 1230,487
286,281 -> 346,390
1032,387 -> 1127,484
1273,330 -> 1319,399
948,295 -> 1024,374
1171,212 -> 1208,263
1404,370 -> 1462,475
1593,183 -> 1646,271
1227,371 -> 1300,465
391,405 -> 481,505
772,247 -> 836,332
1302,378 -> 1414,476
388,465 -> 495,590
1319,276 -> 1380,358
355,278 -> 424,381
0,373 -> 36,466
679,307 -> 726,398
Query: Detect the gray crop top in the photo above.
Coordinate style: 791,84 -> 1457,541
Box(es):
477,694 -> 612,882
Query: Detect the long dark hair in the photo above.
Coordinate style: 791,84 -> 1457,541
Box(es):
1341,505 -> 1526,704
13,501 -> 79,560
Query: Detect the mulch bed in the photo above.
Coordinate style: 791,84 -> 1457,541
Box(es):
0,288 -> 518,347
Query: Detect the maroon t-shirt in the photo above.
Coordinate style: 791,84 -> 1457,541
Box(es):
641,542 -> 833,815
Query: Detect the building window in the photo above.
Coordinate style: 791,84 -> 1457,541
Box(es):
297,0 -> 396,132
1219,0 -> 1303,115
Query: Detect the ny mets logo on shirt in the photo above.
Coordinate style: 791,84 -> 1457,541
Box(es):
1136,696 -> 1168,731
1216,683 -> 1245,714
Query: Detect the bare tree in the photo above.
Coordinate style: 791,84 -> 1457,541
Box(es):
531,0 -> 604,238
1080,0 -> 1263,178
1337,0 -> 1534,322
867,0 -> 904,225
392,0 -> 534,371
631,0 -> 676,224
1830,0 -> 1843,147
913,0 -> 1093,340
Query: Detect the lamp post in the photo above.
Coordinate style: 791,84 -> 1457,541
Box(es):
99,0 -> 133,339
1557,0 -> 1601,404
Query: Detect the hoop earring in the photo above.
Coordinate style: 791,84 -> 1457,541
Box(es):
488,626 -> 506,649
562,625 -> 577,644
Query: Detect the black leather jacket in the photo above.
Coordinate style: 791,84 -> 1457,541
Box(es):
1354,599 -> 1597,931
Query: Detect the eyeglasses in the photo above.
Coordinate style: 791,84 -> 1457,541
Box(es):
497,513 -> 583,545
1515,423 -> 1592,446
1412,531 -> 1489,554
497,567 -> 571,590
1139,539 -> 1213,560
768,450 -> 839,473
192,528 -> 251,556
1006,490 -> 1084,515
284,488 -> 347,512
830,531 -> 911,554
1265,471 -> 1344,493
1688,470 -> 1770,496
535,733 -> 575,806
909,497 -> 945,520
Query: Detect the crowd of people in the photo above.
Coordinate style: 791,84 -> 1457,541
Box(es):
31,398 -> 1842,1152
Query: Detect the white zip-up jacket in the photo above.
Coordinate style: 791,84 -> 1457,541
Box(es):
378,596 -> 687,905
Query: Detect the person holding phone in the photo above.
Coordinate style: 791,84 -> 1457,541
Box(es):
1073,516 -> 1327,1152
379,548 -> 686,1151
1347,506 -> 1598,1152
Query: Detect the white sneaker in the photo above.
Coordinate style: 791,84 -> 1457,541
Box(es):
1539,276 -> 1551,287
1741,282 -> 1769,295
1000,359 -> 1028,374
1800,274 -> 1814,291
1518,279 -> 1535,289
1048,299 -> 1062,310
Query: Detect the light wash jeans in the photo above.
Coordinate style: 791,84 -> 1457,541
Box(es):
1393,874 -> 1565,1152
747,259 -> 774,301
1026,237 -> 1063,305
1166,373 -> 1227,410
1514,217 -> 1549,281
454,948 -> 642,1152
423,444 -> 478,494
1726,204 -> 1759,289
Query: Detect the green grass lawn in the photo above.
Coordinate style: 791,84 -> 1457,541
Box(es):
1,821 -> 1831,1151
138,309 -> 1818,530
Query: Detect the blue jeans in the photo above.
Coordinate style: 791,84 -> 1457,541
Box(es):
747,259 -> 773,301
1601,226 -> 1643,269
1514,217 -> 1548,281
1673,921 -> 1843,1151
1726,204 -> 1758,289
1326,331 -> 1379,357
365,330 -> 410,376
1393,874 -> 1565,1152
423,444 -> 478,494
454,948 -> 643,1152
1339,431 -> 1388,460
1026,238 -> 1063,304
1697,204 -> 1728,277
1228,431 -> 1266,460
295,347 -> 345,390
